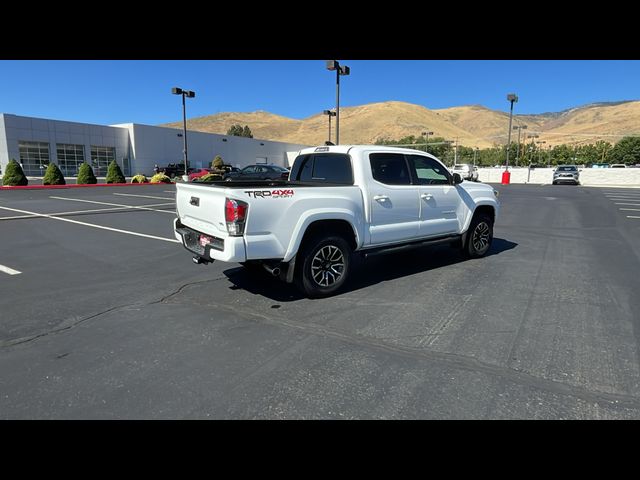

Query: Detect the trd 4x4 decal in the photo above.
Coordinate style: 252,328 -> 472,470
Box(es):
245,189 -> 294,198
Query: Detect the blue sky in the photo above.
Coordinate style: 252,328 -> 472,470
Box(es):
1,60 -> 638,125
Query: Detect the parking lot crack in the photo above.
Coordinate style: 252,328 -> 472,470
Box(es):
203,302 -> 640,411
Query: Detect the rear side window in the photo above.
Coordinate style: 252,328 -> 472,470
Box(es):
370,153 -> 411,185
290,154 -> 353,184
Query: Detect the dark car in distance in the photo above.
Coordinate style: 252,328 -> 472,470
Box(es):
222,164 -> 290,181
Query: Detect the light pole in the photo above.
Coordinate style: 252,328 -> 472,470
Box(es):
171,87 -> 195,173
326,60 -> 350,145
505,93 -> 518,171
536,141 -> 546,165
513,124 -> 527,166
422,130 -> 433,153
473,147 -> 478,166
528,134 -> 539,165
323,109 -> 336,144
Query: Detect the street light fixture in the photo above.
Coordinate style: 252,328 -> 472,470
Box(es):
422,131 -> 433,153
323,109 -> 336,145
326,60 -> 350,145
171,87 -> 195,173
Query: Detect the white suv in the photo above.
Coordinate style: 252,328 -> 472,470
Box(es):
451,164 -> 479,182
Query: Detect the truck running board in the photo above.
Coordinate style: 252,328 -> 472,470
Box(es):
361,234 -> 462,259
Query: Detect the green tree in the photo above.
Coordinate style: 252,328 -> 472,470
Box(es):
43,163 -> 66,185
226,124 -> 253,137
594,140 -> 613,164
106,160 -> 125,183
77,162 -> 97,184
2,159 -> 28,186
610,136 -> 640,164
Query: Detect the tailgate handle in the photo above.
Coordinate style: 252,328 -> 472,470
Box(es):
190,197 -> 200,206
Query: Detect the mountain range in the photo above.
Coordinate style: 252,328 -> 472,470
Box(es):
162,100 -> 640,149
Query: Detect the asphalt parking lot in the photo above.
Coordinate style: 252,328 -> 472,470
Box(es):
1,183 -> 640,419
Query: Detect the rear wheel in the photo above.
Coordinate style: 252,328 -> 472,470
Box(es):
296,234 -> 352,298
464,213 -> 493,258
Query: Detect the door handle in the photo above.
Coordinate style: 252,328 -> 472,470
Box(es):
373,195 -> 389,202
421,193 -> 433,200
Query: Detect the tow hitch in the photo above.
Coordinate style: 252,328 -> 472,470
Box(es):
192,256 -> 213,265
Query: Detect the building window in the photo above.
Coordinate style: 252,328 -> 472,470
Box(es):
56,143 -> 85,176
90,146 -> 115,176
19,141 -> 50,176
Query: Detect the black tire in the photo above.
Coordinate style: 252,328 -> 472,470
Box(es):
296,234 -> 352,298
552,181 -> 557,185
464,213 -> 493,258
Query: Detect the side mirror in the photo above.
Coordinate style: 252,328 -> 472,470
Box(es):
453,173 -> 463,184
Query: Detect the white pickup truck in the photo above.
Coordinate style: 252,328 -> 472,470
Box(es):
174,145 -> 500,297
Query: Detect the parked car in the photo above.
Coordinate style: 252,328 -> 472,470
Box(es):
188,168 -> 216,181
451,163 -> 478,182
222,164 -> 290,181
161,163 -> 197,178
610,164 -> 627,168
174,145 -> 500,298
552,165 -> 580,185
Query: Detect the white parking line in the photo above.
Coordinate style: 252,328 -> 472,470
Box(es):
0,203 -> 174,221
0,264 -> 21,275
614,203 -> 640,206
627,216 -> 640,219
0,205 -> 180,243
50,196 -> 176,214
619,208 -> 640,212
112,193 -> 175,201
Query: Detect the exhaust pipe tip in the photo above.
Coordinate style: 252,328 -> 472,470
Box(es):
262,263 -> 281,276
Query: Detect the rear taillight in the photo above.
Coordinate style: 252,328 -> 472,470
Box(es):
225,198 -> 248,236
281,172 -> 289,179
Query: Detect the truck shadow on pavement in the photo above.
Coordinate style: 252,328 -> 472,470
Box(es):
223,237 -> 518,302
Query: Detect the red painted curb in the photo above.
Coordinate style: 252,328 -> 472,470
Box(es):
0,182 -> 175,190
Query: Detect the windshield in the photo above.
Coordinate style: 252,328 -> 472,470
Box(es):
557,166 -> 577,172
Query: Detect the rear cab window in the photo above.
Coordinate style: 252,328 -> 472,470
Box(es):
290,153 -> 354,184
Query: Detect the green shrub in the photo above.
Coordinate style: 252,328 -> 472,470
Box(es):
197,173 -> 223,182
77,163 -> 97,184
131,174 -> 148,183
2,159 -> 28,186
106,160 -> 126,184
149,173 -> 172,184
212,155 -> 224,169
43,163 -> 66,185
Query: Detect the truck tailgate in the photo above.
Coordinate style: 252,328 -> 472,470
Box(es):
176,183 -> 230,237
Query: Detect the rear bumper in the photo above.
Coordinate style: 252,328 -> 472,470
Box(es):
174,218 -> 246,263
553,177 -> 579,184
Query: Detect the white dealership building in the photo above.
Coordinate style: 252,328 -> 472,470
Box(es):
0,113 -> 309,177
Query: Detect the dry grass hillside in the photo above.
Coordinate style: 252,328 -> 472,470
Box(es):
533,101 -> 640,147
161,100 -> 640,149
164,110 -> 301,141
434,105 -> 546,144
287,101 -> 494,148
